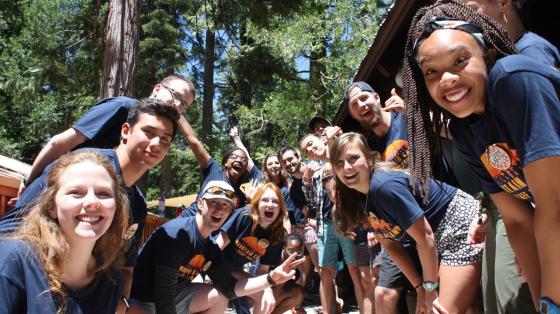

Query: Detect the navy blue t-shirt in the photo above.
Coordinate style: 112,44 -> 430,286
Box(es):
73,96 -> 137,150
365,170 -> 455,242
0,239 -> 122,314
131,217 -> 235,305
0,149 -> 147,267
450,55 -> 560,203
220,207 -> 283,269
182,158 -> 262,216
516,31 -> 560,69
367,112 -> 409,168
280,184 -> 307,225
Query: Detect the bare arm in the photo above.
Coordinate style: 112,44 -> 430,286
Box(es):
177,116 -> 211,168
229,126 -> 255,171
26,128 -> 86,185
405,217 -> 439,284
378,237 -> 423,288
115,267 -> 133,314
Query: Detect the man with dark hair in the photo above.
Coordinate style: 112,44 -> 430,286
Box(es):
0,98 -> 179,314
16,74 -> 194,194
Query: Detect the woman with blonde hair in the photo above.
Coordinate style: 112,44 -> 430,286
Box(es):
216,182 -> 303,314
0,151 -> 129,313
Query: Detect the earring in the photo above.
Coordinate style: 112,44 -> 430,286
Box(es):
501,11 -> 508,24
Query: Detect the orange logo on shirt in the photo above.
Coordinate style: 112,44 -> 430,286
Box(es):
480,143 -> 532,202
367,212 -> 403,241
382,140 -> 409,169
178,254 -> 206,281
234,236 -> 267,261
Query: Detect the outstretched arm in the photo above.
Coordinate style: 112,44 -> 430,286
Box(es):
24,128 -> 86,191
229,126 -> 255,171
177,116 -> 211,168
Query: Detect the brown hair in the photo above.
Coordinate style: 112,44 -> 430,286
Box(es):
262,153 -> 290,187
329,133 -> 376,234
13,151 -> 129,313
402,0 -> 517,199
247,183 -> 287,244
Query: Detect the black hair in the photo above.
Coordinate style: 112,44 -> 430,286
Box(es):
402,0 -> 517,200
126,98 -> 180,139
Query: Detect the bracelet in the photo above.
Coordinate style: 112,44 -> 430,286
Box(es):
121,296 -> 130,311
266,272 -> 276,286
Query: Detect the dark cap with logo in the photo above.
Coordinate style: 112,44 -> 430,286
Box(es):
308,116 -> 332,133
343,81 -> 376,103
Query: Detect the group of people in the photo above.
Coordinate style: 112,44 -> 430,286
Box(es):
1,0 -> 559,313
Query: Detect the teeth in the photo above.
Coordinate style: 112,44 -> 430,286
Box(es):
78,216 -> 100,223
445,88 -> 468,102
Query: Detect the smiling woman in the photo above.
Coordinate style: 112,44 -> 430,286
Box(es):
0,151 -> 129,313
402,0 -> 560,309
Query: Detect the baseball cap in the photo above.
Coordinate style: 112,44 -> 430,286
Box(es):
343,81 -> 376,103
308,116 -> 332,133
200,180 -> 235,207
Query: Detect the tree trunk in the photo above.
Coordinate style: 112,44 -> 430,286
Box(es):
201,29 -> 215,139
160,156 -> 172,197
309,36 -> 328,116
99,0 -> 140,98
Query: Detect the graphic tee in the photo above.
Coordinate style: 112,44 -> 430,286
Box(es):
220,207 -> 282,269
450,55 -> 560,203
131,217 -> 236,306
365,170 -> 455,242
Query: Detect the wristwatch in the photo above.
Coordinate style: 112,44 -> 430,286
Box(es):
422,281 -> 439,291
539,297 -> 560,314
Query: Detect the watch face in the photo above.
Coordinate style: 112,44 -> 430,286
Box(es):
422,281 -> 437,291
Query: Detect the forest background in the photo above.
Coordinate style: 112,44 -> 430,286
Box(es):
0,0 -> 390,204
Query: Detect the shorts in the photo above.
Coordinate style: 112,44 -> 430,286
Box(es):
435,190 -> 483,266
292,223 -> 317,245
130,281 -> 204,313
317,221 -> 356,267
354,242 -> 382,267
377,244 -> 421,290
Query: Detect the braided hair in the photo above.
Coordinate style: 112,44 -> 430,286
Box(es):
402,0 -> 518,200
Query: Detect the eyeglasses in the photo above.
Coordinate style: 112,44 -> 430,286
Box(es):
161,83 -> 189,110
205,186 -> 235,199
228,153 -> 248,163
413,17 -> 485,54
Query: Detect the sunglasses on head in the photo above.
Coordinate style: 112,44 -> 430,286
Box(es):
413,17 -> 485,54
206,186 -> 235,199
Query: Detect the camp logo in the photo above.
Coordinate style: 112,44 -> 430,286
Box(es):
123,223 -> 138,240
258,239 -> 269,249
382,140 -> 409,169
234,236 -> 266,261
366,212 -> 404,241
178,254 -> 206,281
480,143 -> 533,202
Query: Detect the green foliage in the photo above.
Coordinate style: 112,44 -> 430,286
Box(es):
1,0 -> 390,200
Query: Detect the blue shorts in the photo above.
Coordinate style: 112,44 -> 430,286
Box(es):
317,221 -> 356,267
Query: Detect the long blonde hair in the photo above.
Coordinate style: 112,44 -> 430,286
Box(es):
12,151 -> 129,312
